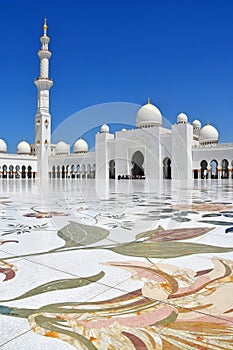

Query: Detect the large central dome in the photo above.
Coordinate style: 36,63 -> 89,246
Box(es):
136,99 -> 162,128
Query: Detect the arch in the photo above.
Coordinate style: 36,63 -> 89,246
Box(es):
109,160 -> 115,179
163,157 -> 171,179
22,165 -> 26,179
52,166 -> 56,179
221,159 -> 229,179
131,151 -> 144,178
210,160 -> 218,179
66,165 -> 69,178
76,165 -> 80,178
87,164 -> 91,178
9,165 -> 14,179
200,160 -> 208,179
71,165 -> 75,178
82,164 -> 86,178
62,165 -> 65,179
28,165 -> 32,179
57,165 -> 60,179
2,165 -> 7,179
15,165 -> 20,179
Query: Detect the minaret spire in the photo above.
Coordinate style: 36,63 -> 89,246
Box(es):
34,18 -> 53,179
43,17 -> 48,35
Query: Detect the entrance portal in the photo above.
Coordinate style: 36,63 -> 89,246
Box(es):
210,160 -> 218,179
200,160 -> 208,179
109,160 -> 115,179
163,157 -> 171,179
131,151 -> 144,177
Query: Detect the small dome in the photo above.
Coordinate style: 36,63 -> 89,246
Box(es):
100,124 -> 109,133
192,119 -> 201,129
17,140 -> 31,155
136,99 -> 162,128
0,139 -> 7,153
177,112 -> 188,124
74,138 -> 88,154
199,123 -> 219,144
122,128 -> 126,131
55,141 -> 69,155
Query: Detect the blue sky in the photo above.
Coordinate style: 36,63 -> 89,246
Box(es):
1,0 -> 233,152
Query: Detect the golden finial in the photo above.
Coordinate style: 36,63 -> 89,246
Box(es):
147,97 -> 151,104
207,121 -> 210,125
43,17 -> 48,34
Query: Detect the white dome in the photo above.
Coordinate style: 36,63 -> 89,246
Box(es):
55,141 -> 69,155
100,124 -> 109,133
192,119 -> 201,129
17,140 -> 31,155
0,139 -> 7,153
136,99 -> 162,128
177,112 -> 188,124
74,138 -> 88,154
199,123 -> 219,143
122,128 -> 126,131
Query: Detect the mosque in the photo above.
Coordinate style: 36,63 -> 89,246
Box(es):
0,19 -> 232,181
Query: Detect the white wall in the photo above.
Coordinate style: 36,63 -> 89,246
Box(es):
95,133 -> 114,180
0,154 -> 37,177
192,145 -> 233,169
172,123 -> 193,180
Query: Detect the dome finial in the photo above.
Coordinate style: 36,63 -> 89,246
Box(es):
43,17 -> 48,35
147,97 -> 151,104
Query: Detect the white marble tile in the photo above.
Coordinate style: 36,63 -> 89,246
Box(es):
0,316 -> 30,346
0,330 -> 74,349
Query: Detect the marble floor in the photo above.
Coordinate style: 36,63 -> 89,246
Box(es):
0,179 -> 232,349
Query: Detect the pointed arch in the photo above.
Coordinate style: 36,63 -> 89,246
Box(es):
2,165 -> 7,179
71,165 -> 75,178
87,164 -> 91,178
57,166 -> 60,178
82,164 -> 86,178
28,166 -> 32,179
22,165 -> 26,179
109,160 -> 115,179
15,165 -> 20,179
9,165 -> 14,179
221,159 -> 229,179
200,160 -> 208,179
210,160 -> 218,179
76,165 -> 80,178
131,151 -> 144,178
163,157 -> 171,179
62,165 -> 65,179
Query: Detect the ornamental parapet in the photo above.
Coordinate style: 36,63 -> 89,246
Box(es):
193,143 -> 233,149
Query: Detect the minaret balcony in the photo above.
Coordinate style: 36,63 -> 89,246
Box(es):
34,78 -> 53,90
38,50 -> 52,59
40,35 -> 50,44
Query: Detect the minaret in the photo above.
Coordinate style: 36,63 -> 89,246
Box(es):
34,18 -> 53,179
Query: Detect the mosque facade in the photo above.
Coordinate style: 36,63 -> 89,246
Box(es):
0,20 -> 232,181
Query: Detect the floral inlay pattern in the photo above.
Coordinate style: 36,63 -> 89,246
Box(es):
0,182 -> 233,349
